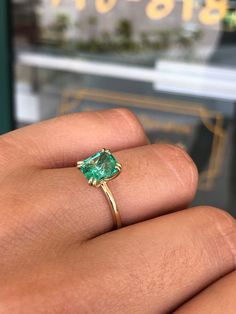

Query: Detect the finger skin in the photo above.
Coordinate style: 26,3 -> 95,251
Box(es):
0,144 -> 198,251
1,206 -> 236,314
70,206 -> 236,314
175,270 -> 236,314
0,108 -> 148,169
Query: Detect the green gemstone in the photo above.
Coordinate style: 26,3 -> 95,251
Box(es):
80,150 -> 118,183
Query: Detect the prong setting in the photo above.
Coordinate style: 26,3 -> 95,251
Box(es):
115,163 -> 122,171
77,149 -> 122,229
88,177 -> 93,186
92,178 -> 102,187
77,149 -> 121,187
77,161 -> 83,169
102,148 -> 111,154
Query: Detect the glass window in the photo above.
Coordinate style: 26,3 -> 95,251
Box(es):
11,0 -> 236,214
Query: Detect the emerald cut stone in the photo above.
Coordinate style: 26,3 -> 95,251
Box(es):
80,150 -> 119,183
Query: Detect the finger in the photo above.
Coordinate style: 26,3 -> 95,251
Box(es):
0,108 -> 148,169
175,270 -> 236,314
77,206 -> 236,313
3,144 -> 198,243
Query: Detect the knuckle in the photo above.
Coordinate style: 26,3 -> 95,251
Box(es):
200,206 -> 236,228
112,108 -> 148,143
165,144 -> 195,167
197,206 -> 236,264
159,144 -> 198,196
112,107 -> 136,122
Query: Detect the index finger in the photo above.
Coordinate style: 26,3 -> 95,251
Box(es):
0,109 -> 148,169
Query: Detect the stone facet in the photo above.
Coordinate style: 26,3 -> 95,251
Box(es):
80,150 -> 119,184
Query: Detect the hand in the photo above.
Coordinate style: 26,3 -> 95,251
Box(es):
0,109 -> 235,313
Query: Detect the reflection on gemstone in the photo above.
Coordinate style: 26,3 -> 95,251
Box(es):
80,150 -> 118,183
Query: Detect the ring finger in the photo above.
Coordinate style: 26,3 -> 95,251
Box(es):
6,143 -> 198,244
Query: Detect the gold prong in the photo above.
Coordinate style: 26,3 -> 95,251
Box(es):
102,148 -> 106,152
77,161 -> 83,168
105,149 -> 111,154
93,179 -> 101,187
88,177 -> 93,185
115,163 -> 122,172
92,179 -> 97,187
95,180 -> 102,187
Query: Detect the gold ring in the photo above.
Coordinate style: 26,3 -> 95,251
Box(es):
77,149 -> 122,229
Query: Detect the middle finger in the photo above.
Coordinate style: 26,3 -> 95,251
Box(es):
8,144 -> 198,242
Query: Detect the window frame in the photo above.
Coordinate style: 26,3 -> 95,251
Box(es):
0,0 -> 14,134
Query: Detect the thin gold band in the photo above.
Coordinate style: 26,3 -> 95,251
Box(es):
77,149 -> 122,229
100,181 -> 122,229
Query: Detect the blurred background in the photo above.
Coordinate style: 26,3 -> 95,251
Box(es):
0,0 -> 236,214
